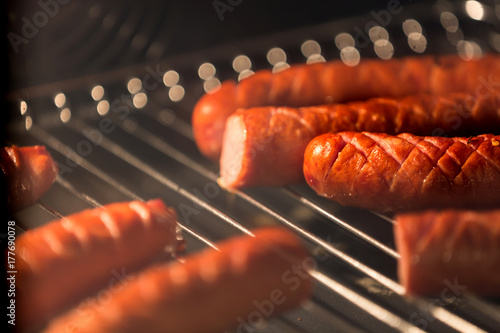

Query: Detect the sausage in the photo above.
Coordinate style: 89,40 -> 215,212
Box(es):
219,91 -> 500,189
394,209 -> 500,295
15,199 -> 180,332
303,132 -> 500,212
1,145 -> 58,211
193,54 -> 500,161
42,227 -> 313,333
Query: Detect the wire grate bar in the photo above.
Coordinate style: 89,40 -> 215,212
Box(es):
27,125 -> 220,251
111,111 -> 401,260
36,201 -> 64,220
282,186 -> 399,259
29,125 -> 144,201
59,115 -> 494,333
69,118 -> 254,238
310,270 -> 426,333
55,175 -> 103,208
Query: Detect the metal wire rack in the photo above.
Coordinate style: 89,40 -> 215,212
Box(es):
6,1 -> 500,332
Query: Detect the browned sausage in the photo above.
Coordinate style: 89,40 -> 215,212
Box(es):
219,91 -> 500,189
193,54 -> 500,161
15,199 -> 180,332
42,227 -> 313,333
395,209 -> 500,295
303,132 -> 500,212
1,145 -> 58,211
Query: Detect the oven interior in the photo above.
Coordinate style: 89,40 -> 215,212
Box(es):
5,1 -> 500,332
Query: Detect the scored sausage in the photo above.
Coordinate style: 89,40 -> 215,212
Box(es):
1,145 -> 58,211
395,209 -> 500,295
303,132 -> 500,212
42,227 -> 313,333
15,199 -> 180,332
193,54 -> 500,161
219,91 -> 500,189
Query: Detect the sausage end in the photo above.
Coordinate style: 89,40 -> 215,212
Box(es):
2,145 -> 59,211
192,81 -> 237,161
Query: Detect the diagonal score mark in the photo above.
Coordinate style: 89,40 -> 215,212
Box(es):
348,134 -> 390,208
447,137 -> 500,186
474,143 -> 500,174
416,137 -> 455,193
361,132 -> 414,193
321,132 -> 350,185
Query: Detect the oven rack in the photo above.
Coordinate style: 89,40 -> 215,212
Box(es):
7,1 -> 500,332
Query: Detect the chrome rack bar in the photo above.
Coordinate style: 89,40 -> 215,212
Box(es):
28,124 -> 219,251
66,116 -> 488,333
111,112 -> 399,257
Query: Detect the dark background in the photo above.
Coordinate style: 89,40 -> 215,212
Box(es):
5,0 -> 427,90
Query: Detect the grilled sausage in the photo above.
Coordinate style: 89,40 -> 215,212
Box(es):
395,209 -> 500,295
193,54 -> 500,161
15,199 -> 180,332
303,132 -> 500,212
1,145 -> 58,211
42,227 -> 313,333
219,91 -> 500,189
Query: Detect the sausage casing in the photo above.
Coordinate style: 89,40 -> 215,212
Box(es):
220,91 -> 500,189
303,132 -> 500,212
16,199 -> 179,332
42,227 -> 313,333
193,54 -> 500,160
395,209 -> 500,295
1,145 -> 58,211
